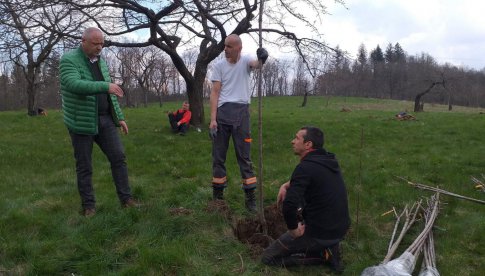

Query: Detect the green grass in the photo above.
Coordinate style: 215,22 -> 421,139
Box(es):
1,96 -> 484,275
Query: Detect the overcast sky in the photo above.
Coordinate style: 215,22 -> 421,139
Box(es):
125,1 -> 484,70
319,0 -> 485,70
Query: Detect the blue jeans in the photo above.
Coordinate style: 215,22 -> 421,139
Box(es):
168,113 -> 188,134
261,232 -> 340,266
69,115 -> 132,209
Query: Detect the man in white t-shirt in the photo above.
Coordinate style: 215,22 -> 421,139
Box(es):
209,34 -> 268,212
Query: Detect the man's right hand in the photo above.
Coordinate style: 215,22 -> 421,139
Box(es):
277,181 -> 290,207
108,83 -> 124,97
209,120 -> 217,130
209,127 -> 217,140
209,120 -> 218,140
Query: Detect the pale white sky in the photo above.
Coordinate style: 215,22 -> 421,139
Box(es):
120,1 -> 485,70
240,0 -> 485,70
320,0 -> 485,69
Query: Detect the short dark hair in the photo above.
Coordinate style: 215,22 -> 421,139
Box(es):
301,126 -> 324,149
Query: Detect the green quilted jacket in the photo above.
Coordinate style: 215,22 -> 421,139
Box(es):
60,47 -> 125,135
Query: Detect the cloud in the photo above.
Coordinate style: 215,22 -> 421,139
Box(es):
320,0 -> 485,69
113,0 -> 485,70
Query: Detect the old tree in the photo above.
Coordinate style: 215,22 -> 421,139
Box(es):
54,0 -> 341,126
0,0 -> 88,115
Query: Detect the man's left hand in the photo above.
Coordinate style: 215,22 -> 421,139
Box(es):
120,120 -> 129,134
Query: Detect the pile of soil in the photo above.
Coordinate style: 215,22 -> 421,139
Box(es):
206,200 -> 288,256
395,112 -> 416,120
234,203 -> 287,256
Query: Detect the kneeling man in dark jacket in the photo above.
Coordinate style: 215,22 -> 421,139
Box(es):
261,126 -> 350,273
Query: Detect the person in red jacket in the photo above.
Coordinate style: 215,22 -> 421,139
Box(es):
168,101 -> 192,135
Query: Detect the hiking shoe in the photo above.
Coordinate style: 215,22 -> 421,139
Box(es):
82,208 -> 96,217
122,198 -> 141,208
213,188 -> 224,200
323,242 -> 344,273
244,188 -> 257,213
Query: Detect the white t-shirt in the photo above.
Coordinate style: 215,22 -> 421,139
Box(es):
211,55 -> 254,107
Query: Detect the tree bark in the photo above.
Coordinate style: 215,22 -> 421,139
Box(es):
26,66 -> 39,116
301,92 -> 308,107
188,67 -> 208,127
414,81 -> 443,112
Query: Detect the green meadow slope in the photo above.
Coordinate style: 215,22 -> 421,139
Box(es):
0,96 -> 483,275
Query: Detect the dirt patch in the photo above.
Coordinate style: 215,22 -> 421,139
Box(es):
263,203 -> 288,239
168,207 -> 193,216
395,112 -> 416,120
232,203 -> 287,257
206,199 -> 231,219
206,200 -> 288,257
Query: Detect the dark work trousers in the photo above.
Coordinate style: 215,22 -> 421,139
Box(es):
168,113 -> 188,134
69,115 -> 132,209
261,232 -> 340,266
212,103 -> 256,190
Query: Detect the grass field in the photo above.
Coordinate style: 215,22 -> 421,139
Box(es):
1,96 -> 484,275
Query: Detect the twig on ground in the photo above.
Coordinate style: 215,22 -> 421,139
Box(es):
231,253 -> 245,273
471,176 -> 485,192
383,201 -> 421,263
418,194 -> 440,275
381,209 -> 395,217
397,176 -> 485,205
406,193 -> 440,255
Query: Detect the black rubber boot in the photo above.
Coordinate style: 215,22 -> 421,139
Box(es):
213,188 -> 224,200
244,188 -> 257,213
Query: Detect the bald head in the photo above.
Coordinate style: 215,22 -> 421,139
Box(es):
226,34 -> 242,46
224,34 -> 242,63
81,27 -> 104,59
82,27 -> 103,40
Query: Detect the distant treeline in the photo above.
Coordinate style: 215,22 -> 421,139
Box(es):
2,42 -> 483,113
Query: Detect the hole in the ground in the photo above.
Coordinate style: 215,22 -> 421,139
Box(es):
206,201 -> 287,256
234,203 -> 287,256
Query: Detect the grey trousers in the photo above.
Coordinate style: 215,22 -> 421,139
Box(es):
212,103 -> 256,190
69,115 -> 132,209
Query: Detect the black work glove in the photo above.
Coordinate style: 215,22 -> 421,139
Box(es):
209,128 -> 217,140
257,48 -> 269,64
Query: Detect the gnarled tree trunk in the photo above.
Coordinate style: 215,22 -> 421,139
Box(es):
414,76 -> 445,112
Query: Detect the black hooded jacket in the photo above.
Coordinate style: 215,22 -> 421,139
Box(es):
282,148 -> 351,240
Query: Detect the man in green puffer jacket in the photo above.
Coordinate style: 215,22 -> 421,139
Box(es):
60,27 -> 139,217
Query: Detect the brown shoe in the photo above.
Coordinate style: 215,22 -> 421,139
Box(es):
122,198 -> 141,208
83,208 -> 96,217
